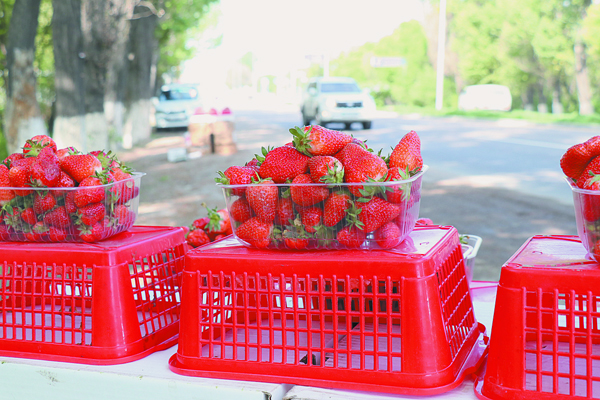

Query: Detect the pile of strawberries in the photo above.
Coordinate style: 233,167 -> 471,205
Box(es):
185,204 -> 232,248
0,135 -> 140,243
215,125 -> 425,250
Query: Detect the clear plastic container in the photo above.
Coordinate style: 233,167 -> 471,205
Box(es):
0,172 -> 143,243
461,234 -> 483,283
569,178 -> 600,260
218,166 -> 427,250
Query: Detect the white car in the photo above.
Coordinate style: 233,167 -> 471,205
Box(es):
301,77 -> 376,130
152,84 -> 203,129
458,84 -> 512,111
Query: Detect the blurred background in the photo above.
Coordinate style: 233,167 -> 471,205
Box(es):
1,0 -> 600,280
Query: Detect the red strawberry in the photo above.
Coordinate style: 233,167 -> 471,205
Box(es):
230,198 -> 253,223
56,147 -> 77,160
113,204 -> 135,226
33,192 -> 57,215
577,156 -> 600,188
48,226 -> 67,242
323,191 -> 350,227
340,143 -> 388,197
258,146 -> 310,183
187,229 -> 211,248
336,226 -> 366,248
55,171 -> 76,195
23,134 -> 57,156
65,191 -> 77,214
579,174 -> 600,222
246,179 -> 278,223
290,125 -> 352,156
215,166 -> 258,196
60,154 -> 102,183
74,176 -> 105,207
0,165 -> 15,205
8,157 -> 34,196
561,141 -> 593,180
357,197 -> 402,233
308,155 -> 344,183
235,217 -> 273,248
203,204 -> 231,236
389,130 -> 423,172
192,217 -> 210,230
30,154 -> 61,187
384,167 -> 411,203
26,222 -> 48,242
299,207 -> 322,233
79,221 -> 107,242
3,152 -> 24,166
77,202 -> 106,226
0,223 -> 12,240
284,237 -> 310,250
245,158 -> 260,168
43,206 -> 71,228
20,207 -> 37,225
290,173 -> 329,206
374,222 -> 402,249
275,197 -> 295,225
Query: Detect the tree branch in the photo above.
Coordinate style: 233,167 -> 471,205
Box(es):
131,1 -> 165,20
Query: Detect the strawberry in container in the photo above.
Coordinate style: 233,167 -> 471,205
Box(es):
0,135 -> 143,243
561,136 -> 600,261
216,125 -> 427,250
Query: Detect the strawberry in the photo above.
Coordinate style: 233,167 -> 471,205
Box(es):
43,206 -> 71,229
74,176 -> 105,207
113,204 -> 135,226
56,147 -> 77,160
187,229 -> 211,248
30,154 -> 61,187
308,155 -> 344,183
235,217 -> 273,248
33,192 -> 57,215
416,217 -> 434,226
290,174 -> 329,206
284,236 -> 310,250
64,191 -> 77,214
577,156 -> 600,188
297,206 -> 323,233
384,167 -> 411,203
76,202 -> 106,226
215,166 -> 258,196
0,223 -> 12,240
323,191 -> 350,227
0,165 -> 15,205
246,179 -> 278,223
20,207 -> 37,225
48,226 -> 67,242
229,198 -> 253,223
357,197 -> 402,233
275,197 -> 295,225
60,154 -> 102,183
79,221 -> 107,242
579,174 -> 600,222
336,226 -> 366,248
258,146 -> 310,183
389,130 -> 423,172
340,143 -> 388,197
245,158 -> 260,168
290,125 -> 352,156
192,217 -> 210,230
26,222 -> 48,242
374,222 -> 402,249
55,171 -> 76,195
203,203 -> 232,237
3,152 -> 24,166
8,157 -> 34,196
561,141 -> 593,180
23,135 -> 57,156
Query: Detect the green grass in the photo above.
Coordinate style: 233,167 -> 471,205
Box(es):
386,105 -> 600,126
0,127 -> 7,161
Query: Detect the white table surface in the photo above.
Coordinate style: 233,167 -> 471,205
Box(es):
0,282 -> 497,400
283,281 -> 499,400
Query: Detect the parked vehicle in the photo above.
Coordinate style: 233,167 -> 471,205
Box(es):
301,77 -> 376,130
152,84 -> 203,130
458,84 -> 512,111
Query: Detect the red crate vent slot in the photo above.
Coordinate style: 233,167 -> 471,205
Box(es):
170,226 -> 488,396
475,235 -> 600,400
0,226 -> 186,364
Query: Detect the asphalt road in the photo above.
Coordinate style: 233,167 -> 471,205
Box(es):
127,102 -> 600,281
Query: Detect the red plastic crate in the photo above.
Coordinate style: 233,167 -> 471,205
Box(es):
0,225 -> 186,364
475,235 -> 600,399
169,225 -> 488,395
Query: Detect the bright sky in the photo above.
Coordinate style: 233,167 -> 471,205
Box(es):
181,0 -> 426,92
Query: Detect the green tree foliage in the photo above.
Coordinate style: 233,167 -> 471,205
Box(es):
330,21 -> 456,108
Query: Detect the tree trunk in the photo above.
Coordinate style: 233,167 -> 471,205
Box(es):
574,39 -> 595,115
551,76 -> 563,114
122,4 -> 159,149
52,0 -> 86,151
4,0 -> 46,154
104,0 -> 134,150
